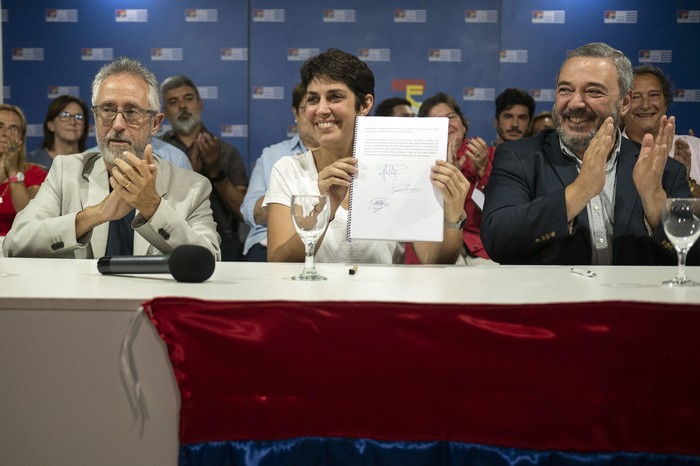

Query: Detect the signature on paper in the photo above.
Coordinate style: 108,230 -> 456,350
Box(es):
377,163 -> 419,193
378,163 -> 407,182
368,198 -> 389,214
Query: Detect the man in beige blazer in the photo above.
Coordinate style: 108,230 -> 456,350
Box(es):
3,57 -> 220,259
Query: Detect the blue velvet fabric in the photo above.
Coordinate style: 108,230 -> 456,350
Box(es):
180,438 -> 700,466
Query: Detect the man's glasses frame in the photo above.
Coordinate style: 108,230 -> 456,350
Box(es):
91,104 -> 157,126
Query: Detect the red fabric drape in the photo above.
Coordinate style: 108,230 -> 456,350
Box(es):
145,298 -> 700,455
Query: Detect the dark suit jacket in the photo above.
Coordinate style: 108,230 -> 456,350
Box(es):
481,130 -> 697,265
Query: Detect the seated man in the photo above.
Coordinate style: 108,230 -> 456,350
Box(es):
3,57 -> 220,259
241,83 -> 317,261
481,42 -> 696,265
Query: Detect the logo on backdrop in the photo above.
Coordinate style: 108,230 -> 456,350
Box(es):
463,88 -> 495,101
12,48 -> 44,60
465,10 -> 498,23
639,50 -> 672,63
252,87 -> 284,100
81,48 -> 114,61
677,10 -> 700,23
46,9 -> 78,22
358,49 -> 391,62
48,86 -> 80,99
151,48 -> 183,61
185,9 -> 218,22
392,79 -> 425,109
115,9 -> 148,22
394,9 -> 426,23
252,9 -> 285,22
428,49 -> 461,62
499,50 -> 528,63
604,10 -> 638,24
323,9 -> 356,22
287,48 -> 320,61
221,48 -> 248,61
673,90 -> 700,102
532,10 -> 565,24
529,89 -> 555,102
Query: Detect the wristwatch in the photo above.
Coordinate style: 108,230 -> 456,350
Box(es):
8,172 -> 25,183
444,211 -> 467,230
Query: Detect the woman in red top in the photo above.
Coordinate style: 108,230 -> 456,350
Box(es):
405,93 -> 494,264
0,104 -> 48,236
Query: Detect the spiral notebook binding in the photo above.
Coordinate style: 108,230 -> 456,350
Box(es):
345,115 -> 361,242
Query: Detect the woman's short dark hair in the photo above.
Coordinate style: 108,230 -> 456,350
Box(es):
418,92 -> 469,133
41,95 -> 89,152
300,48 -> 374,112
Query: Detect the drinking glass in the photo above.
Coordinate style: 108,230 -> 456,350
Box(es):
290,194 -> 330,281
661,198 -> 700,287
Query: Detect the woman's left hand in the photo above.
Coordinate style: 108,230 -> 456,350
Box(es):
431,159 -> 469,220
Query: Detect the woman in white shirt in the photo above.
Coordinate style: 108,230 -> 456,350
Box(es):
265,48 -> 469,264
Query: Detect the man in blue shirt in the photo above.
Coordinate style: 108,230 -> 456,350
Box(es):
242,83 -> 318,261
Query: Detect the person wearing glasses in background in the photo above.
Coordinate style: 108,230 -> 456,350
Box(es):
27,95 -> 89,170
3,57 -> 220,259
0,104 -> 47,242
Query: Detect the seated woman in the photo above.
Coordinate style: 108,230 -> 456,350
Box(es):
265,49 -> 468,264
27,95 -> 89,169
0,104 -> 48,237
414,93 -> 493,265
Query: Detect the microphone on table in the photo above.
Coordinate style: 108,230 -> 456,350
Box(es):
97,244 -> 215,283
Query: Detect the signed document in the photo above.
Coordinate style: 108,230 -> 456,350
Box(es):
347,115 -> 448,242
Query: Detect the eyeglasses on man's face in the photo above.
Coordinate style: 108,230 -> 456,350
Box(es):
58,111 -> 85,123
91,104 -> 157,126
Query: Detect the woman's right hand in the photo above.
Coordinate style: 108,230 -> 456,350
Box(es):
317,156 -> 357,217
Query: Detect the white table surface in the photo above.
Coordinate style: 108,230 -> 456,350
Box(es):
1,258 -> 698,466
1,258 -> 699,310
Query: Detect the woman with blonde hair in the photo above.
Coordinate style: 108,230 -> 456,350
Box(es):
0,104 -> 47,236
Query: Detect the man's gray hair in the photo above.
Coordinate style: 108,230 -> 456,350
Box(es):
160,75 -> 200,103
91,57 -> 161,110
557,42 -> 633,99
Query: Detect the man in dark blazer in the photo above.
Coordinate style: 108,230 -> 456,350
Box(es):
481,42 -> 696,265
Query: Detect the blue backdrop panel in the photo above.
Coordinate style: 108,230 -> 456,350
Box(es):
3,0 -> 700,173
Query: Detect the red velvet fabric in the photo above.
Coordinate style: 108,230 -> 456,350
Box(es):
144,298 -> 700,455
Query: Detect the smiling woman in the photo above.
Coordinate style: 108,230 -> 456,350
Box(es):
27,95 -> 89,170
263,48 -> 469,265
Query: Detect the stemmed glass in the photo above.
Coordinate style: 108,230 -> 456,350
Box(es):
290,194 -> 330,281
661,198 -> 700,287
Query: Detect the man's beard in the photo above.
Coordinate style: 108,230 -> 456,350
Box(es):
170,111 -> 199,135
98,130 -> 149,165
553,103 -> 622,156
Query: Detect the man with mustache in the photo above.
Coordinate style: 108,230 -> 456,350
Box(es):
622,65 -> 700,198
493,88 -> 535,145
160,75 -> 249,261
3,57 -> 220,259
481,42 -> 696,265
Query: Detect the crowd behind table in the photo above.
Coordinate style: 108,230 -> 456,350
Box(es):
1,42 -> 699,267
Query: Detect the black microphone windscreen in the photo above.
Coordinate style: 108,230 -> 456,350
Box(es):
168,244 -> 216,283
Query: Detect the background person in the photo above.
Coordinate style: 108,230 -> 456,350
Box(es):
0,104 -> 47,237
622,65 -> 700,197
374,97 -> 415,117
493,88 -> 535,145
529,111 -> 554,136
242,83 -> 318,261
417,92 -> 492,264
160,75 -> 249,261
27,95 -> 89,169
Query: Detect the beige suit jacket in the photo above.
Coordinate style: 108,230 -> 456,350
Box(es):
3,151 -> 221,259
